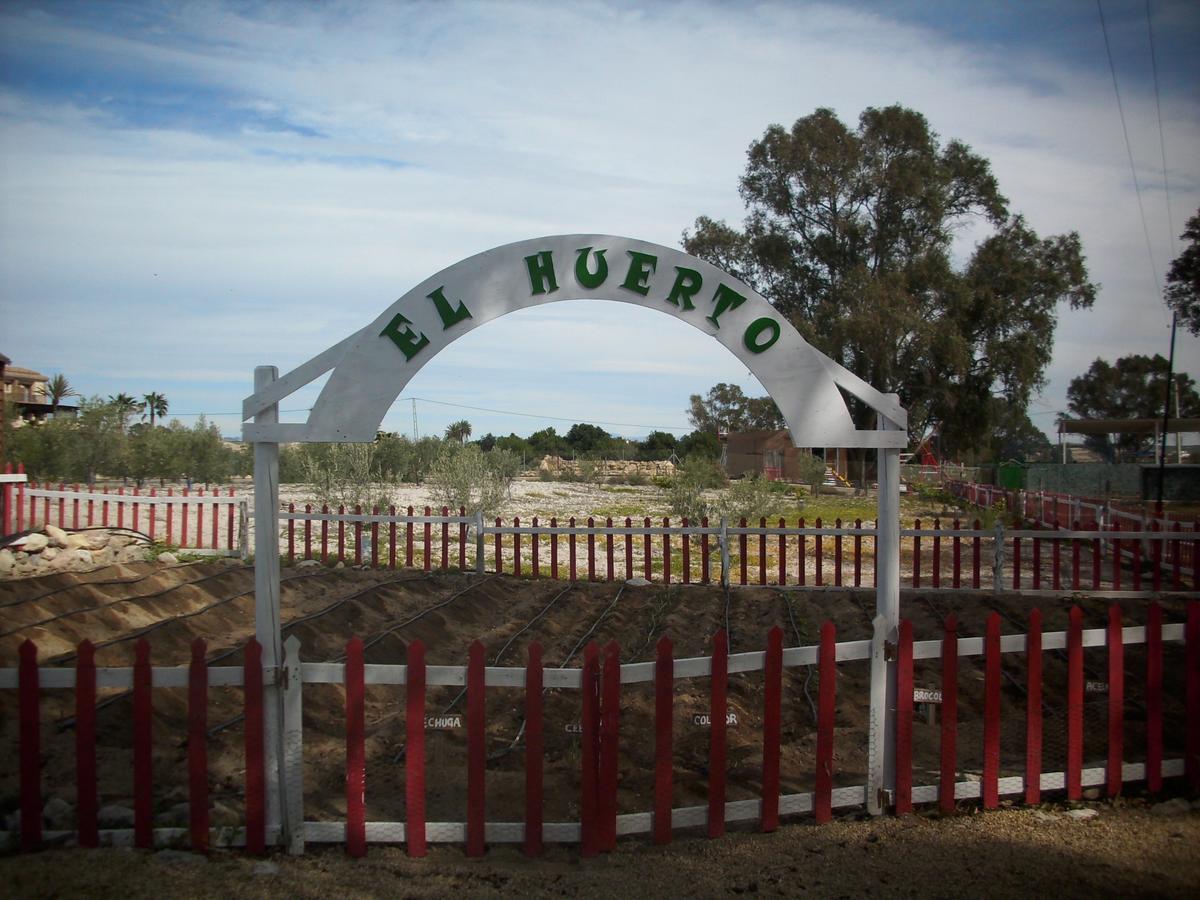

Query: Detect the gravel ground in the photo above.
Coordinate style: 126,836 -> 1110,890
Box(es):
2,801 -> 1198,898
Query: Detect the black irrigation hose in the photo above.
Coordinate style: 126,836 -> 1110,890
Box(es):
777,591 -> 818,724
493,583 -> 627,760
0,558 -> 225,610
439,582 -> 578,714
0,565 -> 255,638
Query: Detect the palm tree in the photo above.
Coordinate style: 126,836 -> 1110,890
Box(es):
142,392 -> 169,427
445,419 -> 472,445
108,392 -> 141,433
45,373 -> 79,414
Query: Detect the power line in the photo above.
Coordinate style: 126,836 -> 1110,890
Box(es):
405,396 -> 692,434
1145,0 -> 1176,256
1096,0 -> 1163,308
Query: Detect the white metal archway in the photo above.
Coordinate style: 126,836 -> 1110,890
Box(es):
242,234 -> 907,846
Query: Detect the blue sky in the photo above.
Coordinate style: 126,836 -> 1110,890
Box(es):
2,0 -> 1198,445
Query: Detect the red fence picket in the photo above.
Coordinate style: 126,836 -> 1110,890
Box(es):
244,638 -> 265,855
983,613 -> 1001,809
580,642 -> 600,858
19,640 -> 41,851
939,616 -> 958,814
654,636 -> 673,846
76,640 -> 98,847
1187,602 -> 1199,791
761,626 -> 783,831
467,640 -> 486,857
524,642 -> 543,857
1107,606 -> 1124,797
407,639 -> 427,857
815,621 -> 836,823
1146,603 -> 1163,792
895,619 -> 914,815
133,638 -> 153,849
599,641 -> 620,852
1025,609 -> 1043,805
708,630 -> 728,838
188,638 -> 208,852
345,637 -> 366,858
1066,607 -> 1084,801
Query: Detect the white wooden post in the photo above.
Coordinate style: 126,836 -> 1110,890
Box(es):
867,396 -> 901,815
252,365 -> 289,846
282,635 -> 305,855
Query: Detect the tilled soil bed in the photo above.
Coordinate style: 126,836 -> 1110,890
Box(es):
0,561 -> 1195,866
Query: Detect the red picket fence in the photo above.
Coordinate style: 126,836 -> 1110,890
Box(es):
5,602 -> 1198,854
948,479 -> 1199,583
284,506 -> 1200,594
11,479 -> 244,553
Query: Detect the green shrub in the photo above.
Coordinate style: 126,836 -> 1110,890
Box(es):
427,444 -> 515,513
715,473 -> 786,523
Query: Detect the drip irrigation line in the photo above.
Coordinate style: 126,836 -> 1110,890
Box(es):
492,583 -> 627,760
49,569 -> 337,665
0,565 -> 255,638
439,582 -> 577,714
778,591 -> 818,725
0,558 -> 221,609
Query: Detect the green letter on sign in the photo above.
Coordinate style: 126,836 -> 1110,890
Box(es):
426,286 -> 472,329
665,266 -> 702,311
525,251 -> 558,296
621,251 -> 658,296
743,317 -> 781,354
380,313 -> 430,361
706,283 -> 747,329
574,247 -> 609,289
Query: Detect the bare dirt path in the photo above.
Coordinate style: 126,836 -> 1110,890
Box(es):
2,802 -> 1198,898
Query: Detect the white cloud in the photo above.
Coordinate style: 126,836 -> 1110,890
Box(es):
1,0 -> 1198,443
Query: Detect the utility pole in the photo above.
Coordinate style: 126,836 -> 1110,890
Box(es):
412,398 -> 418,442
1156,313 -> 1177,514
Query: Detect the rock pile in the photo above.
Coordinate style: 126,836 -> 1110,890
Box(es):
537,455 -> 676,481
0,524 -> 154,578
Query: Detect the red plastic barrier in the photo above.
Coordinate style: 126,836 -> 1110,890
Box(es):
939,616 -> 958,814
1066,607 -> 1084,801
345,637 -> 366,857
76,640 -> 98,847
599,641 -> 620,852
407,640 -> 427,857
586,517 -> 594,582
757,516 -> 766,585
133,639 -> 153,849
625,517 -> 633,582
761,626 -> 783,831
814,517 -> 824,587
441,507 -> 449,570
666,517 -> 675,585
19,640 -> 41,851
701,517 -> 710,584
524,642 -> 543,857
654,636 -> 673,846
895,619 -> 914,815
983,613 -> 1001,809
1025,609 -> 1043,805
708,630 -> 728,838
551,517 -> 559,579
187,639 -> 208,853
1146,603 -> 1163,792
515,517 -> 523,577
467,640 -> 486,857
422,506 -> 431,571
815,621 -> 836,823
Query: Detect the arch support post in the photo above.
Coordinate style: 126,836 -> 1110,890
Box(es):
867,396 -> 902,814
252,365 -> 289,845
